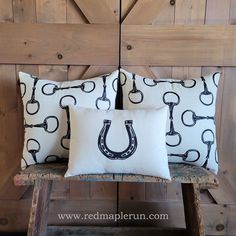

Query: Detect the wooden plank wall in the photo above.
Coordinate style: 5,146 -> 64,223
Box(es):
0,0 -> 236,235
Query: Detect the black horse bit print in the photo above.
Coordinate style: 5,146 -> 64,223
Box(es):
201,129 -> 214,168
24,116 -> 59,133
213,72 -> 220,87
181,110 -> 214,127
96,75 -> 111,110
168,149 -> 200,162
44,155 -> 67,163
19,81 -> 26,98
163,92 -> 182,147
26,138 -> 40,163
128,74 -> 143,104
143,78 -> 196,88
112,71 -> 127,92
59,95 -> 77,150
22,157 -> 29,168
98,119 -> 137,160
41,80 -> 95,96
199,77 -> 214,106
26,75 -> 40,115
215,149 -> 218,164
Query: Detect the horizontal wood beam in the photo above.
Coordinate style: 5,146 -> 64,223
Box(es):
121,25 -> 236,66
13,163 -> 218,188
47,226 -> 187,236
0,200 -> 233,234
0,23 -> 119,65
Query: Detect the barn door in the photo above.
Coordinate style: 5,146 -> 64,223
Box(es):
119,0 -> 236,234
0,0 -> 119,231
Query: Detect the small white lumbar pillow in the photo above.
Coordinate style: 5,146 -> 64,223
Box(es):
120,68 -> 220,174
65,107 -> 171,179
19,70 -> 118,169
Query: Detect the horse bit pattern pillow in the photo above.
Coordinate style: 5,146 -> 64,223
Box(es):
19,70 -> 118,169
120,69 -> 220,173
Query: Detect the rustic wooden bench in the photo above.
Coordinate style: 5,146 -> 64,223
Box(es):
14,163 -> 218,236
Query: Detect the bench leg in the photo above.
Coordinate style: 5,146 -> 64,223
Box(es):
28,179 -> 52,236
182,183 -> 205,236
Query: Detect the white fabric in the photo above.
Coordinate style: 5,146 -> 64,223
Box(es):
19,70 -> 118,169
65,107 -> 170,179
121,69 -> 220,174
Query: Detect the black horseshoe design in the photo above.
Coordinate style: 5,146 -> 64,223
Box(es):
143,78 -> 196,88
24,116 -> 59,133
26,138 -> 40,163
98,119 -> 137,160
96,76 -> 111,110
128,74 -> 143,104
199,77 -> 214,106
168,149 -> 200,163
201,129 -> 214,168
26,76 -> 40,115
181,110 -> 214,127
60,95 -> 77,150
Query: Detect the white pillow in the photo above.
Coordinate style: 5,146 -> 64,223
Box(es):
65,107 -> 170,179
120,69 -> 220,174
19,70 -> 118,169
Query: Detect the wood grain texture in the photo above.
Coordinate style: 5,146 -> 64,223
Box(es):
66,0 -> 87,24
0,65 -> 19,191
28,180 -> 52,236
123,0 -> 174,25
74,0 -> 119,23
205,0 -> 230,24
47,226 -> 188,236
36,0 -> 66,23
13,163 -> 218,187
182,184 -> 205,236
13,0 -> 36,23
175,0 -> 206,24
0,23 -> 119,65
0,0 -> 13,22
121,25 -> 236,66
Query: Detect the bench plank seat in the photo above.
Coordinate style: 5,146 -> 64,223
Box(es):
14,163 -> 218,188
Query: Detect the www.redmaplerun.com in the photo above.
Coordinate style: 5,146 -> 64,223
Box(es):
57,212 -> 168,222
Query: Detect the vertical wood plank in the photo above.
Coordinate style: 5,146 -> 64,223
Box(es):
205,0 -> 236,205
36,0 -> 66,23
36,0 -> 69,200
205,0 -> 230,24
171,0 -> 206,204
13,0 -> 36,23
175,0 -> 206,24
0,0 -> 13,22
0,1 -> 28,200
120,0 -> 175,204
182,183 -> 205,236
28,180 -> 52,236
14,2 -> 38,197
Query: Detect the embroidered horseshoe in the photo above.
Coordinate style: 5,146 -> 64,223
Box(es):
98,119 -> 138,160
